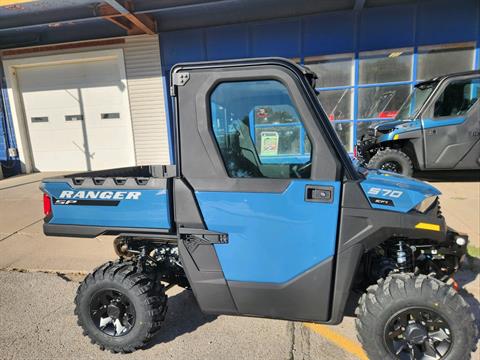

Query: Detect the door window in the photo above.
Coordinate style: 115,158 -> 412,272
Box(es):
210,80 -> 312,179
433,78 -> 480,118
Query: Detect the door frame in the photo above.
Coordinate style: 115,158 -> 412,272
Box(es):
172,58 -> 353,321
3,49 -> 135,173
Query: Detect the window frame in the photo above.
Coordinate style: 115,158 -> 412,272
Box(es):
205,74 -> 326,180
422,74 -> 480,121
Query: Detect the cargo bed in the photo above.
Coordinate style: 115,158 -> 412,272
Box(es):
41,165 -> 176,238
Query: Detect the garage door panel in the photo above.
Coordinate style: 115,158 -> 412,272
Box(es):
16,55 -> 135,172
32,150 -> 88,172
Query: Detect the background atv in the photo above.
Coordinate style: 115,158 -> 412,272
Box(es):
41,58 -> 477,359
357,70 -> 480,176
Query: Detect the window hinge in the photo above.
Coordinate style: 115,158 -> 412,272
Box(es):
170,72 -> 190,97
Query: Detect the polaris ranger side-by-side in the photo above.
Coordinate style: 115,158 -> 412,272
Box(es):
41,58 -> 477,359
357,70 -> 480,176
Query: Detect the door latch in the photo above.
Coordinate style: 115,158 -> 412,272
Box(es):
305,185 -> 334,203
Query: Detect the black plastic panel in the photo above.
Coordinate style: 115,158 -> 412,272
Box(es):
178,240 -> 238,315
43,223 -> 171,238
228,257 -> 333,322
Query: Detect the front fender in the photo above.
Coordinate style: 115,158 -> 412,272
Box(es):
377,120 -> 423,143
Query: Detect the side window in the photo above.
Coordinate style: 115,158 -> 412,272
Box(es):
433,78 -> 480,118
210,80 -> 312,179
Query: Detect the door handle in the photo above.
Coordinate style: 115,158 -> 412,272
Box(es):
426,129 -> 437,136
305,185 -> 334,203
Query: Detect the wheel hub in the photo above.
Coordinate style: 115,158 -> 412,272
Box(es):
405,323 -> 428,345
90,289 -> 136,337
384,307 -> 452,359
107,303 -> 122,319
380,161 -> 401,173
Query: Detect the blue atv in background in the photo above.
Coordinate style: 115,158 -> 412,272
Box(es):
40,59 -> 477,359
357,71 -> 480,176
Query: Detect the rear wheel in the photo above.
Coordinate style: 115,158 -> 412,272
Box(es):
75,260 -> 167,353
355,273 -> 477,360
368,148 -> 414,176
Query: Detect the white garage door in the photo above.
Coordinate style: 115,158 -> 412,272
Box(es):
16,56 -> 135,172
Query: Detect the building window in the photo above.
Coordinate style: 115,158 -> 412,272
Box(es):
210,80 -> 312,179
305,42 -> 478,153
359,49 -> 413,84
305,54 -> 354,87
417,43 -> 475,80
358,85 -> 411,119
306,54 -> 355,152
317,88 -> 353,121
332,121 -> 353,151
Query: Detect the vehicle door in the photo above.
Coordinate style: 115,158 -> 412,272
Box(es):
422,75 -> 480,169
174,61 -> 344,322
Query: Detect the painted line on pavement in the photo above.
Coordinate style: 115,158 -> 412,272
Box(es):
304,323 -> 368,360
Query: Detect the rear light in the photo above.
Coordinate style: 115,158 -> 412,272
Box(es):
43,193 -> 52,216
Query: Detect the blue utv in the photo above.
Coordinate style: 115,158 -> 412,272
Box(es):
40,58 -> 477,359
357,70 -> 480,176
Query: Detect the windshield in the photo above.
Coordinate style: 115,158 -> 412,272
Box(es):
395,82 -> 436,120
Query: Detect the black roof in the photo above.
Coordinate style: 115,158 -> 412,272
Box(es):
416,70 -> 480,88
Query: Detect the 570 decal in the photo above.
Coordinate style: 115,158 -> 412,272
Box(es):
367,187 -> 403,198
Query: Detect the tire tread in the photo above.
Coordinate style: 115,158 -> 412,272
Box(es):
74,260 -> 167,353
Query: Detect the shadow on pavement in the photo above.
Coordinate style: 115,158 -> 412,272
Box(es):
145,289 -> 217,349
413,170 -> 480,182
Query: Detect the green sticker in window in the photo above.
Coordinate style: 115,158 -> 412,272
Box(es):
260,131 -> 279,156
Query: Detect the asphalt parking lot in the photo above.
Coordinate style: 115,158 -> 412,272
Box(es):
0,172 -> 479,360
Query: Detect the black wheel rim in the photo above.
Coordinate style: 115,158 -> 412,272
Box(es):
384,307 -> 452,360
90,289 -> 136,337
380,161 -> 402,173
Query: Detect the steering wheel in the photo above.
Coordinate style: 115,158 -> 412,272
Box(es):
292,162 -> 312,178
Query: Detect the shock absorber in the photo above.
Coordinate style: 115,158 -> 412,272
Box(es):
396,240 -> 412,272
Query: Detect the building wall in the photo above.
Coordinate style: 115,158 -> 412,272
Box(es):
0,34 -> 170,173
159,0 -> 480,153
123,36 -> 171,165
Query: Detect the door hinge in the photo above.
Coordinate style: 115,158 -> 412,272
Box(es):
179,228 -> 228,252
170,71 -> 190,97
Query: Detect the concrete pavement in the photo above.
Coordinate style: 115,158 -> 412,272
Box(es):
0,172 -> 479,359
0,271 -> 355,360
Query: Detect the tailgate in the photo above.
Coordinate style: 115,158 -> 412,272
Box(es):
41,175 -> 172,237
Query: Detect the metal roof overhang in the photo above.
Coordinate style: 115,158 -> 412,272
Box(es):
0,0 -> 417,50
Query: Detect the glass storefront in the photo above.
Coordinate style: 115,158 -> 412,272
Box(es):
305,55 -> 353,88
417,44 -> 475,80
305,42 -> 476,152
317,88 -> 353,120
357,85 -> 411,119
359,49 -> 412,84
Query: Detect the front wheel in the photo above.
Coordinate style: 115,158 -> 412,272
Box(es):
368,148 -> 414,176
75,260 -> 167,353
355,273 -> 477,360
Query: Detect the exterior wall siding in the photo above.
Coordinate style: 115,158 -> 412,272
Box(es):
124,36 -> 170,165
